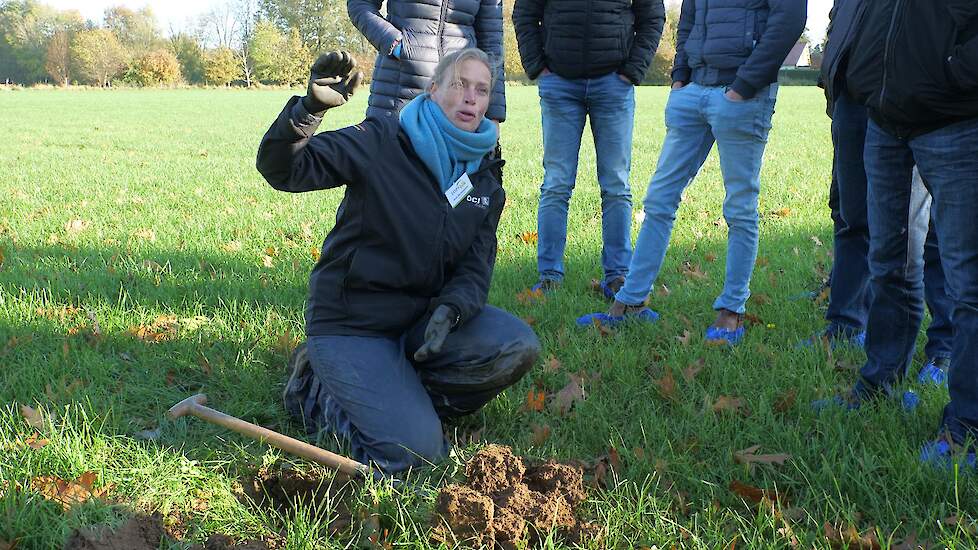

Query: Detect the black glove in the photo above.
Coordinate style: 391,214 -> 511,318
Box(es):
302,51 -> 364,115
413,305 -> 457,361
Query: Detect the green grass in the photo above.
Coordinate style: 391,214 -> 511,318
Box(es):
1,86 -> 976,549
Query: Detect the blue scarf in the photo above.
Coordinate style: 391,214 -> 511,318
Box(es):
399,93 -> 497,192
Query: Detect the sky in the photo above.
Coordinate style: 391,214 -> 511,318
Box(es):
45,0 -> 835,44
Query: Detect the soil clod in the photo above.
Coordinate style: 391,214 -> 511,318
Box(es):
63,514 -> 166,550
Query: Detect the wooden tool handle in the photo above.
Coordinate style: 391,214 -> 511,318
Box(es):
189,403 -> 371,478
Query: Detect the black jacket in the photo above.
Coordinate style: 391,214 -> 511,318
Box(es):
256,97 -> 505,338
846,0 -> 978,138
512,0 -> 665,84
673,0 -> 807,99
819,0 -> 866,115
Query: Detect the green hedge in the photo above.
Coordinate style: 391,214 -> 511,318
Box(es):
778,67 -> 820,86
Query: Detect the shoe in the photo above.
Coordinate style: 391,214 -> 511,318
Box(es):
576,307 -> 659,328
919,439 -> 977,470
796,327 -> 865,350
705,325 -> 745,346
917,357 -> 950,388
599,276 -> 626,300
531,278 -> 560,294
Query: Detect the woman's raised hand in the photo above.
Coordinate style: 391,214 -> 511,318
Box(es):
302,51 -> 365,115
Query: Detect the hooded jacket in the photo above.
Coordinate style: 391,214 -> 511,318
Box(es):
256,97 -> 505,338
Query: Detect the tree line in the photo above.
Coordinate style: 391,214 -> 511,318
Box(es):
0,0 -> 680,87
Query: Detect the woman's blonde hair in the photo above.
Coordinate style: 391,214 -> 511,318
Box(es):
427,48 -> 497,92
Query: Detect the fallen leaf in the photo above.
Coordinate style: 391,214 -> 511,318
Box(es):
522,316 -> 536,326
516,231 -> 538,244
608,446 -> 622,471
680,261 -> 707,281
712,395 -> 747,415
31,471 -> 110,511
773,389 -> 797,413
223,240 -> 243,252
750,293 -> 772,306
25,433 -> 49,449
743,313 -> 763,326
633,447 -> 645,460
133,228 -> 156,242
653,369 -> 677,401
525,390 -> 546,412
593,458 -> 609,488
0,247 -> 5,269
729,479 -> 780,503
141,259 -> 163,272
261,254 -> 275,268
516,287 -> 545,305
545,355 -> 562,373
657,283 -> 672,297
530,424 -> 551,446
64,219 -> 89,233
705,252 -> 717,263
0,538 -> 16,550
682,359 -> 704,382
310,247 -> 320,261
593,318 -> 614,337
772,208 -> 792,218
130,315 -> 178,343
676,330 -> 692,346
823,522 -> 881,550
755,257 -> 770,268
550,374 -> 585,415
19,405 -> 44,430
734,445 -> 791,466
134,428 -> 163,441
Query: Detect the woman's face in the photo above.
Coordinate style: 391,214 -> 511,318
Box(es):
430,58 -> 492,132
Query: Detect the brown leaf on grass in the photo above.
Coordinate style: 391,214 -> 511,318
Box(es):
712,395 -> 748,415
771,208 -> 792,218
223,240 -> 243,252
633,447 -> 645,460
734,445 -> 791,466
682,359 -> 704,382
680,261 -> 708,281
522,316 -> 536,326
755,256 -> 770,267
677,314 -> 693,329
524,390 -> 546,412
516,287 -> 545,306
750,293 -> 772,306
550,374 -> 585,415
0,247 -> 5,270
608,446 -> 622,471
589,279 -> 602,293
593,459 -> 608,488
815,287 -> 830,305
19,405 -> 44,430
261,254 -> 275,268
676,329 -> 692,346
310,247 -> 321,261
729,480 -> 781,503
31,471 -> 111,511
773,389 -> 797,413
516,231 -> 538,244
743,313 -> 764,326
25,433 -> 49,450
130,315 -> 178,343
530,424 -> 551,446
653,369 -> 677,401
705,252 -> 717,263
823,523 -> 881,550
593,318 -> 614,337
657,283 -> 672,297
891,532 -> 933,550
545,355 -> 562,373
64,219 -> 89,233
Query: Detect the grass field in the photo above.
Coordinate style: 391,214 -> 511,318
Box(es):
1,85 -> 976,549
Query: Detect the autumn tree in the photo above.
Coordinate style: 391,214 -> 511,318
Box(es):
204,45 -> 240,85
129,49 -> 181,86
169,33 -> 206,84
71,28 -> 127,86
44,29 -> 71,85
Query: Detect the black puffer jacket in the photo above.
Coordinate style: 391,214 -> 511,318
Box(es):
513,0 -> 665,84
846,0 -> 978,138
256,97 -> 505,338
348,0 -> 506,121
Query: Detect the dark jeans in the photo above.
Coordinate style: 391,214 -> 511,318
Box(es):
826,95 -> 952,359
860,117 -> 978,444
284,306 -> 539,473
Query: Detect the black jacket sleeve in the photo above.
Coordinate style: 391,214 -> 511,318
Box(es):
430,186 -> 506,326
947,2 -> 978,91
730,0 -> 808,99
347,0 -> 402,55
256,96 -> 384,193
671,0 -> 696,84
620,0 -> 666,84
513,0 -> 547,80
475,0 -> 507,121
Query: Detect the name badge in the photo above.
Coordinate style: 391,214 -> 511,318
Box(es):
445,173 -> 474,208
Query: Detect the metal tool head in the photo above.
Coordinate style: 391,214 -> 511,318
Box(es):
166,393 -> 208,420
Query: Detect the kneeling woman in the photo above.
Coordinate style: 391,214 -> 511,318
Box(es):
257,49 -> 539,473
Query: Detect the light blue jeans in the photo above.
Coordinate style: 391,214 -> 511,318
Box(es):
616,83 -> 777,313
536,71 -> 635,283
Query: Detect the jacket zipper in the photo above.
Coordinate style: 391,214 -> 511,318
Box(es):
879,0 -> 906,122
584,0 -> 592,73
436,1 -> 449,57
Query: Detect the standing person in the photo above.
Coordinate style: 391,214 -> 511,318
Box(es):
513,0 -> 665,296
257,49 -> 539,473
808,0 -> 953,386
578,0 -> 807,345
347,0 -> 506,124
825,0 -> 978,466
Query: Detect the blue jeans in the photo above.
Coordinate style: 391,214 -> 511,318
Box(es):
616,83 -> 776,313
825,96 -> 952,357
860,118 -> 978,443
536,71 -> 635,283
285,306 -> 539,472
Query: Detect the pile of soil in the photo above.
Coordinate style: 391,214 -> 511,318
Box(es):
434,445 -> 600,548
63,514 -> 274,550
